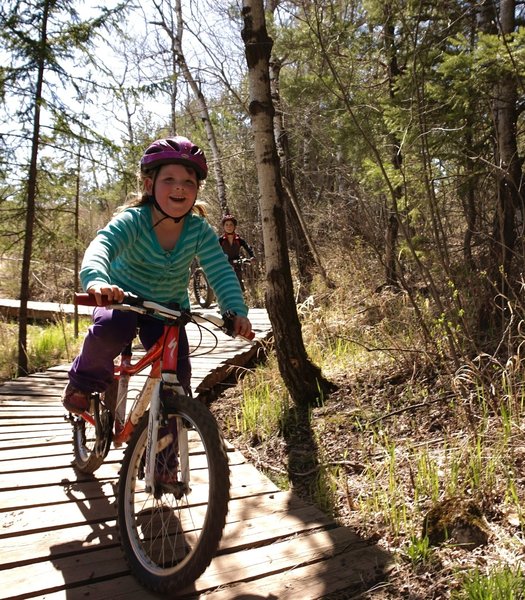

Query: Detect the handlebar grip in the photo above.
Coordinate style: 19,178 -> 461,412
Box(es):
74,292 -> 112,307
221,310 -> 256,341
223,324 -> 256,341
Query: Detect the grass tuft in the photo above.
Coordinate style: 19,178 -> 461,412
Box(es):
452,565 -> 525,599
0,317 -> 87,380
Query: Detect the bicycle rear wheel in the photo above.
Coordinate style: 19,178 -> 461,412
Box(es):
192,267 -> 214,308
71,386 -> 115,473
117,394 -> 230,593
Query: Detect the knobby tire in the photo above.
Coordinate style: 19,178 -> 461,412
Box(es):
117,394 -> 230,594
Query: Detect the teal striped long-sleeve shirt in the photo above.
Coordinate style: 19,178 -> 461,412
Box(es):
80,206 -> 248,317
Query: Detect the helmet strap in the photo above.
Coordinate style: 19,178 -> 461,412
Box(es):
149,195 -> 194,228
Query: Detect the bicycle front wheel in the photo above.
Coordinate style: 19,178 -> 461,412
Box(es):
117,395 -> 230,594
192,267 -> 214,308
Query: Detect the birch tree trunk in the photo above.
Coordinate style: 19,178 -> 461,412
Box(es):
152,0 -> 229,213
241,0 -> 336,407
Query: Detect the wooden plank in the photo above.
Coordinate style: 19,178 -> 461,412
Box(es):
0,444 -> 246,473
0,417 -> 66,426
23,576 -> 160,600
3,546 -> 130,598
0,478 -> 118,511
0,447 -> 124,472
192,543 -> 393,600
1,465 -> 237,512
0,405 -> 64,413
0,430 -> 237,450
0,460 -> 277,497
0,460 -> 122,489
0,424 -> 73,436
183,527 -> 382,598
0,434 -> 73,448
0,441 -> 90,461
0,298 -> 94,319
0,386 -> 63,397
0,430 -> 72,450
1,373 -> 66,384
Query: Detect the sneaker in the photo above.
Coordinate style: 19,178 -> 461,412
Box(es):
62,383 -> 90,414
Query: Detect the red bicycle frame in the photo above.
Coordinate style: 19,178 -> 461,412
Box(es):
79,321 -> 182,448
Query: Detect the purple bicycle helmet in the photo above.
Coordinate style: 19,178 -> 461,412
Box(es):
140,136 -> 208,180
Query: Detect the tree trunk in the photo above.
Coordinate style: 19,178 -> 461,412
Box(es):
483,0 -> 523,323
461,127 -> 477,270
241,0 -> 336,407
74,143 -> 81,338
17,0 -> 50,376
270,56 -> 332,296
383,9 -> 402,288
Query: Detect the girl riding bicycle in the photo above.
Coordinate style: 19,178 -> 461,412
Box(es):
62,135 -> 252,415
219,213 -> 256,288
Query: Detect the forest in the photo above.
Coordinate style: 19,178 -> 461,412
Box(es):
2,0 -> 525,597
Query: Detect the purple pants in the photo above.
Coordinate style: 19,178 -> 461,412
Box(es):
68,307 -> 191,393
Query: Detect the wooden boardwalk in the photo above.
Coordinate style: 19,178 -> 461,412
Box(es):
0,307 -> 392,599
0,298 -> 94,320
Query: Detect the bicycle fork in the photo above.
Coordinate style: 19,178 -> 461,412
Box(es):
144,382 -> 161,493
143,323 -> 191,495
143,379 -> 191,494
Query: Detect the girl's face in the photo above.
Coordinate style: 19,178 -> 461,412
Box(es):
223,220 -> 236,234
146,163 -> 198,220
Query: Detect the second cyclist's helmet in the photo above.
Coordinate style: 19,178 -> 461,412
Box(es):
221,214 -> 237,226
140,136 -> 208,180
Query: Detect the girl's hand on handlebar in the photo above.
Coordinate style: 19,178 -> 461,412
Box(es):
87,284 -> 125,306
233,315 -> 252,339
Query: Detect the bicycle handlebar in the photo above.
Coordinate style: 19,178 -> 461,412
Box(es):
74,292 -> 255,341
